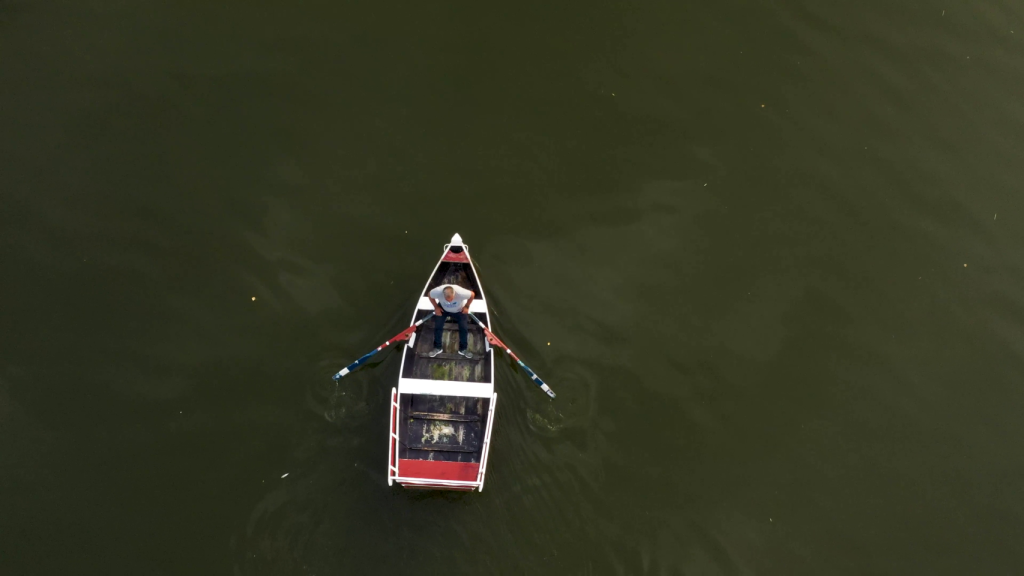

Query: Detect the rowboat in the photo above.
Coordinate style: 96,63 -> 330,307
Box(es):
332,233 -> 554,490
387,233 -> 498,491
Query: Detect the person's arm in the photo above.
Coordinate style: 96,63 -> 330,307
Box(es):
428,288 -> 443,315
462,290 -> 475,314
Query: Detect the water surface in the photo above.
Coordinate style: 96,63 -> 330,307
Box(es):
2,0 -> 1023,573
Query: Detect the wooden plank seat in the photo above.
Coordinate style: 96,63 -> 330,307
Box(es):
410,395 -> 485,417
416,351 -> 484,361
408,411 -> 480,422
405,443 -> 480,453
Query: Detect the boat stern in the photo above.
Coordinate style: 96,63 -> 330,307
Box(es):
387,388 -> 498,492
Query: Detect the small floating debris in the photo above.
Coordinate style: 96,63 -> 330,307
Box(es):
251,297 -> 256,301
994,213 -> 997,220
964,264 -> 968,268
281,473 -> 289,478
547,342 -> 550,346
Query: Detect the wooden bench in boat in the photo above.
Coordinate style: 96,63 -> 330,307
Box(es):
408,411 -> 480,422
415,351 -> 483,361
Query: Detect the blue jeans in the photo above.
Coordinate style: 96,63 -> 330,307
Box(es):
433,310 -> 468,351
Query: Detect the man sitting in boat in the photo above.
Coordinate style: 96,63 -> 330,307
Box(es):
428,285 -> 475,359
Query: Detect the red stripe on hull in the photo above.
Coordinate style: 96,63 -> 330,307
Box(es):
441,250 -> 470,263
400,483 -> 476,491
398,459 -> 480,482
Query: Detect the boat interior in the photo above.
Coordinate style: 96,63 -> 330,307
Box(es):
400,311 -> 491,382
403,259 -> 491,383
397,257 -> 493,465
396,394 -> 491,463
422,257 -> 483,298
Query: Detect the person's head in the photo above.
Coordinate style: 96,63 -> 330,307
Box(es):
443,286 -> 455,302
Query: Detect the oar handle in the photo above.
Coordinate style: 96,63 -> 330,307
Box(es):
468,312 -> 556,399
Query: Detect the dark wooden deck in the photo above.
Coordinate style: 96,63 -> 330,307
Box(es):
397,394 -> 491,463
401,314 -> 491,382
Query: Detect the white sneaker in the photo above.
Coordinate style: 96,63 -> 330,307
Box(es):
458,350 -> 473,359
429,348 -> 443,358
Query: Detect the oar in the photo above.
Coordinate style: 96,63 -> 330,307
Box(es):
468,312 -> 556,399
332,314 -> 434,380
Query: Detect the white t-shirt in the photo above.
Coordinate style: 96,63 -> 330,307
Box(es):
429,285 -> 474,313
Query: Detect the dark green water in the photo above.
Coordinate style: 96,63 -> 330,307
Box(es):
3,0 -> 1024,573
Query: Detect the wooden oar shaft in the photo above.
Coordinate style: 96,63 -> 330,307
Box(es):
468,313 -> 556,399
332,314 -> 432,380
